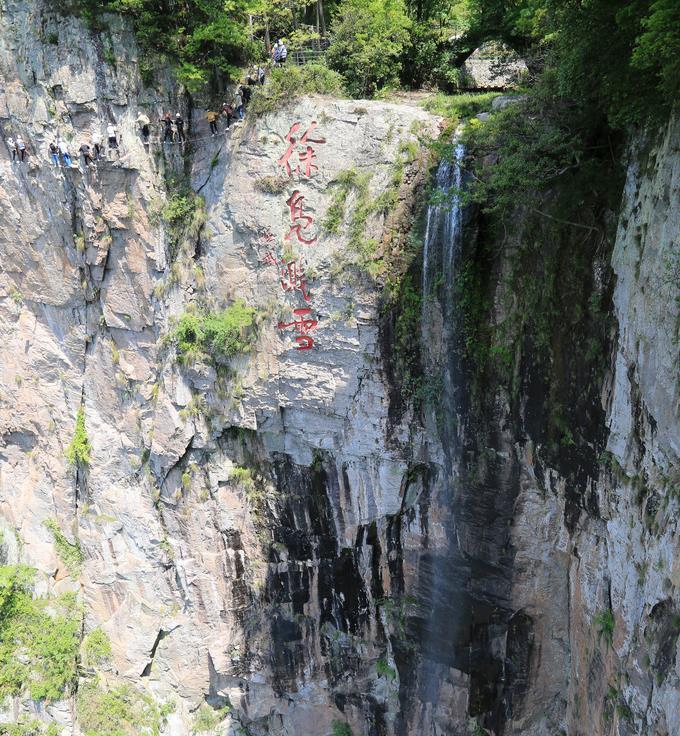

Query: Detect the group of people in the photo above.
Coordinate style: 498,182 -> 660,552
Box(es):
272,39 -> 288,66
48,124 -> 118,169
5,63 -> 271,169
6,135 -> 27,163
6,124 -> 118,168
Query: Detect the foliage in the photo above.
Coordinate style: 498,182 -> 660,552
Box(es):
0,566 -> 81,702
376,657 -> 397,680
192,702 -> 231,733
0,718 -> 60,735
66,407 -> 91,467
422,91 -> 501,124
43,519 -> 84,578
331,721 -> 354,736
249,64 -> 345,115
461,91 -> 584,217
465,0 -> 680,128
161,189 -> 206,258
595,609 -> 615,648
49,0 -> 254,90
77,678 -> 174,736
171,302 -> 258,364
82,627 -> 113,667
327,0 -> 412,97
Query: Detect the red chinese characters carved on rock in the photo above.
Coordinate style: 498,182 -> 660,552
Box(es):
285,190 -> 317,245
277,308 -> 318,350
277,121 -> 326,178
280,258 -> 311,302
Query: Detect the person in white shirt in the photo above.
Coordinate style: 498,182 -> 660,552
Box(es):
15,135 -> 26,163
7,136 -> 16,162
58,139 -> 72,167
107,124 -> 117,149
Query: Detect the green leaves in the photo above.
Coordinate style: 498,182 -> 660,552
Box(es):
0,567 -> 81,702
66,407 -> 91,467
171,302 -> 259,365
327,0 -> 412,97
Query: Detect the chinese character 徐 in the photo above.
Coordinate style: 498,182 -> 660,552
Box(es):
285,190 -> 317,245
280,259 -> 311,302
278,308 -> 318,350
277,121 -> 326,177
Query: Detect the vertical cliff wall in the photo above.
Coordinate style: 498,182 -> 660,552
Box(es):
0,2 -> 458,734
0,2 -> 678,736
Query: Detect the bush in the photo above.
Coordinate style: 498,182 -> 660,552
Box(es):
594,608 -> 615,648
43,519 -> 84,578
331,721 -> 353,736
192,702 -> 231,733
48,0 -> 255,90
171,302 -> 258,364
161,190 -> 206,257
422,92 -> 502,123
249,64 -> 346,115
82,627 -> 113,667
327,0 -> 412,98
66,407 -> 91,467
77,678 -> 174,736
0,566 -> 81,702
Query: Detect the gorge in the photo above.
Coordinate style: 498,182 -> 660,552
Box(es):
0,2 -> 678,735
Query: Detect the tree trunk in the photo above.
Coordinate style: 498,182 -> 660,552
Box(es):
318,0 -> 326,38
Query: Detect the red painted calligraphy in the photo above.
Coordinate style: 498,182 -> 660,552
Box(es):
280,259 -> 311,302
259,250 -> 278,267
278,308 -> 318,350
277,121 -> 326,177
285,190 -> 317,245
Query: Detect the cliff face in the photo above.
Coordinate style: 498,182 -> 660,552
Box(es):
0,3 -> 678,736
449,116 -> 680,735
0,3 -> 447,733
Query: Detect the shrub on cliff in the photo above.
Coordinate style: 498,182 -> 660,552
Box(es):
0,566 -> 81,702
170,302 -> 258,364
249,64 -> 346,114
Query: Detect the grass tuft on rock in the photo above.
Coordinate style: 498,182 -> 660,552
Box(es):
66,407 -> 91,467
43,519 -> 84,578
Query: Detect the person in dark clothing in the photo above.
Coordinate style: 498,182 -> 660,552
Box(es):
161,113 -> 174,143
241,85 -> 252,107
175,113 -> 185,143
92,131 -> 102,159
221,103 -> 234,129
49,141 -> 60,167
80,143 -> 94,167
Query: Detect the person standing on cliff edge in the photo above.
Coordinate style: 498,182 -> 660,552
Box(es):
107,123 -> 118,159
6,136 -> 16,163
15,135 -> 26,163
175,113 -> 186,143
206,110 -> 219,136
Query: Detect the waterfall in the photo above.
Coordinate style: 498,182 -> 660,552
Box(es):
421,141 -> 466,439
407,140 -> 472,734
422,142 -> 465,312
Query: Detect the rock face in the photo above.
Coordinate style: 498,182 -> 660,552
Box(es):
0,3 -> 678,736
462,42 -> 528,90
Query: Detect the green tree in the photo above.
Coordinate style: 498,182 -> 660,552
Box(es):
327,0 -> 412,97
